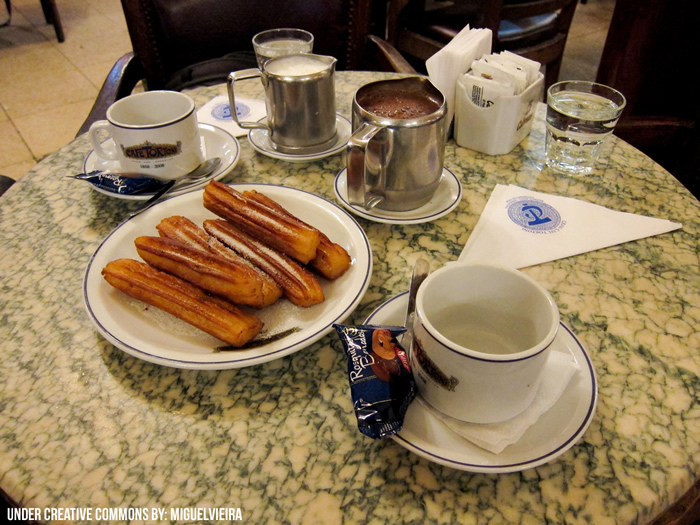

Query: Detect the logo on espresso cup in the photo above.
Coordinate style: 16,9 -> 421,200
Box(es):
413,338 -> 459,392
121,141 -> 183,160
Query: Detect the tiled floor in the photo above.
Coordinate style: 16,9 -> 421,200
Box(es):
0,0 -> 615,183
0,0 -> 131,181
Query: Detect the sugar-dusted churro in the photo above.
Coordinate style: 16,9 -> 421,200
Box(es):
134,235 -> 279,308
102,259 -> 263,347
156,216 -> 282,305
203,181 -> 320,264
243,190 -> 351,280
203,219 -> 324,307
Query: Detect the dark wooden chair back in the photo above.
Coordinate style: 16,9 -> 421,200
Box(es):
384,0 -> 578,91
124,0 -> 384,90
596,0 -> 699,197
77,0 -> 414,135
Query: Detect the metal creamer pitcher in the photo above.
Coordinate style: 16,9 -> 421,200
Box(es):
227,54 -> 337,154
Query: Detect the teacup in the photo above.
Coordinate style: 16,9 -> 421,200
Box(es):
227,53 -> 337,154
412,263 -> 560,423
346,77 -> 446,212
88,91 -> 204,180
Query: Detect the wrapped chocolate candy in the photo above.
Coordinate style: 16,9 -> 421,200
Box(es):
334,324 -> 416,439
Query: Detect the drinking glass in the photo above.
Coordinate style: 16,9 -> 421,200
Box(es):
545,81 -> 626,174
252,28 -> 314,69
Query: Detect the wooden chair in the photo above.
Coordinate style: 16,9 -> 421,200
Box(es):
384,0 -> 578,91
1,0 -> 10,27
40,0 -> 64,42
596,0 -> 699,198
0,175 -> 15,197
2,0 -> 64,41
77,0 -> 415,136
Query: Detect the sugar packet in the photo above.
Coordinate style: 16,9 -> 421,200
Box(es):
471,57 -> 528,94
334,324 -> 416,439
460,74 -> 516,108
497,51 -> 541,85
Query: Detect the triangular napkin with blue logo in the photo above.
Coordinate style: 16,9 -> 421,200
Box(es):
460,184 -> 682,269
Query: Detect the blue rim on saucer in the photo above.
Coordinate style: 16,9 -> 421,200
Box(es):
334,167 -> 462,224
365,292 -> 598,473
82,123 -> 239,201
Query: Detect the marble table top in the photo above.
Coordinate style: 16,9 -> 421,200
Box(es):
0,71 -> 698,524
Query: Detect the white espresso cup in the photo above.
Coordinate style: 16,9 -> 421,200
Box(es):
88,91 -> 204,180
412,263 -> 560,423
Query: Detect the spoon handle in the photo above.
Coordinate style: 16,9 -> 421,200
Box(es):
402,258 -> 430,355
128,180 -> 176,218
126,157 -> 221,218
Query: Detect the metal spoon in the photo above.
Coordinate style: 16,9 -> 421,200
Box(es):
129,158 -> 221,218
402,258 -> 430,355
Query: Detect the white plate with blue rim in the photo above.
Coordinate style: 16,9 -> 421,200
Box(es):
365,292 -> 598,473
83,183 -> 372,369
82,123 -> 240,200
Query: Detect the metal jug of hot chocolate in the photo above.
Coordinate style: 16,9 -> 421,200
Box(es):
227,54 -> 337,154
347,77 -> 446,211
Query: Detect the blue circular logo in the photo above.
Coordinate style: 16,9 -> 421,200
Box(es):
507,197 -> 562,232
211,102 -> 250,121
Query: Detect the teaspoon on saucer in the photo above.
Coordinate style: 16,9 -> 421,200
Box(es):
129,157 -> 221,218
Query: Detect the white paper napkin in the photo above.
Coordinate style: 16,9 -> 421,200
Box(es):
422,350 -> 578,454
460,185 -> 683,269
196,95 -> 266,137
426,25 -> 492,129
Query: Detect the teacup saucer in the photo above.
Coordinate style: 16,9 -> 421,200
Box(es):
334,168 -> 462,224
365,292 -> 598,473
82,123 -> 240,201
248,113 -> 351,163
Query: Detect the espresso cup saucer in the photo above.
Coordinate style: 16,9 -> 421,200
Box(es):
248,113 -> 351,163
364,292 -> 598,473
334,168 -> 462,225
82,123 -> 240,201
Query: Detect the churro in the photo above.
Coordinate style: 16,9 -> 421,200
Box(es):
134,235 -> 279,308
203,181 -> 320,264
102,259 -> 262,347
156,216 -> 282,305
243,190 -> 351,280
203,219 -> 325,307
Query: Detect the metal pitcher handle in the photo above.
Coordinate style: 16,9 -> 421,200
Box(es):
346,122 -> 384,210
227,69 -> 268,131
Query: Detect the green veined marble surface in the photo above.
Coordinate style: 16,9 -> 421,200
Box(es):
0,71 -> 697,524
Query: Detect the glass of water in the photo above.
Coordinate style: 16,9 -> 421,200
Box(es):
252,28 -> 314,69
545,81 -> 626,175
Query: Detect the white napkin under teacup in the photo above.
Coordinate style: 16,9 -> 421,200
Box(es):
197,95 -> 266,137
460,184 -> 683,269
421,349 -> 578,454
426,25 -> 492,130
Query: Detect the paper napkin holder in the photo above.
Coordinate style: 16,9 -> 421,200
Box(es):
454,72 -> 544,155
